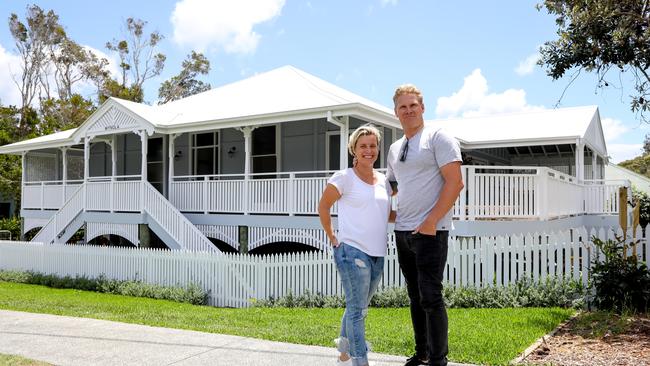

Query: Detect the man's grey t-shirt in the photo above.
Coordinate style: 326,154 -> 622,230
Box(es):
387,126 -> 462,231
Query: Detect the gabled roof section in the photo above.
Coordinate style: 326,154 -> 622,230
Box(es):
428,106 -> 607,156
155,65 -> 397,128
71,98 -> 159,142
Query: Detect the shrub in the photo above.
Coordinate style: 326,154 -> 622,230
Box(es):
0,270 -> 208,305
590,235 -> 650,313
0,217 -> 21,241
253,277 -> 587,309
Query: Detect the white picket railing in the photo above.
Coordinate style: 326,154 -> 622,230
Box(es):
22,180 -> 83,210
171,167 -> 627,220
31,184 -> 84,244
170,171 -> 334,215
4,225 -> 647,307
142,181 -> 218,253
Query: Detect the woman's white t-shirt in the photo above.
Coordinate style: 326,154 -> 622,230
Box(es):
327,168 -> 391,257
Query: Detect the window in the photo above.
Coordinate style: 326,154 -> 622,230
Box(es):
192,132 -> 219,175
251,126 -> 277,175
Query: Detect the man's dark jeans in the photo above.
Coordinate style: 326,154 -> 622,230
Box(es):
395,230 -> 449,366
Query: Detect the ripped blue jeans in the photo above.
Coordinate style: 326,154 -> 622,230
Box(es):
334,243 -> 384,366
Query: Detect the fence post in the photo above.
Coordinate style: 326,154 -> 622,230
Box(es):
288,173 -> 295,216
467,166 -> 475,220
458,167 -> 467,220
537,168 -> 549,220
203,176 -> 208,214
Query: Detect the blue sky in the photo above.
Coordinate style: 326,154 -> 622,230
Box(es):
0,0 -> 647,162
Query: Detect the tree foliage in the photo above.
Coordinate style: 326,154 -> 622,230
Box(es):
538,0 -> 650,121
158,51 -> 211,104
103,17 -> 166,102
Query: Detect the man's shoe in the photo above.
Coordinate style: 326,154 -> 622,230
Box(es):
404,353 -> 428,366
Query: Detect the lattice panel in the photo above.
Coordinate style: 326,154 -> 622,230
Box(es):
26,155 -> 57,181
86,222 -> 139,246
196,225 -> 239,250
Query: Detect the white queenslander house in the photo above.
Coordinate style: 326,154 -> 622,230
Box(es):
0,65 -> 630,254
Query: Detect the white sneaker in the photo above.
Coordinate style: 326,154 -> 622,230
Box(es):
336,357 -> 353,366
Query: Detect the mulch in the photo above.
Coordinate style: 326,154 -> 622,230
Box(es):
520,313 -> 650,366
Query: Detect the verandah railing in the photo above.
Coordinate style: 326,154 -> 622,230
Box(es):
23,167 -> 628,220
2,225 -> 647,307
172,166 -> 627,220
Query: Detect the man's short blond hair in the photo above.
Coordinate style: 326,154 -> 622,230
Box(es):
393,84 -> 423,106
348,124 -> 382,157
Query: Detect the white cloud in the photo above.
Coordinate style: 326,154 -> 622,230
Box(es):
601,117 -> 629,142
171,0 -> 286,54
435,68 -> 544,118
515,52 -> 540,76
380,0 -> 399,6
0,43 -> 22,106
607,143 -> 643,163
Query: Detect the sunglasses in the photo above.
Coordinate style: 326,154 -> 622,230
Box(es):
399,138 -> 409,162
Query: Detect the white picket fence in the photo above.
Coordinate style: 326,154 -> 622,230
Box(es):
0,225 -> 647,308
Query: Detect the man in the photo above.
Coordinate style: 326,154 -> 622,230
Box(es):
387,84 -> 464,366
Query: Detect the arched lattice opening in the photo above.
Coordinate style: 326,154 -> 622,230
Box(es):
87,234 -> 136,247
248,241 -> 320,255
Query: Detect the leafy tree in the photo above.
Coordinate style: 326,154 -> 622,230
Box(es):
620,154 -> 650,179
104,17 -> 166,102
644,133 -> 650,155
8,5 -> 65,137
40,94 -> 96,134
538,0 -> 650,121
158,51 -> 211,104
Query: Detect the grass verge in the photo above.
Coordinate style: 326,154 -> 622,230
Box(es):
0,281 -> 573,365
0,353 -> 52,366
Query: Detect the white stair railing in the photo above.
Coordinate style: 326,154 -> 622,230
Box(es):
142,181 -> 219,253
32,184 -> 84,244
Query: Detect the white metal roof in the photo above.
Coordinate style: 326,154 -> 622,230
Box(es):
427,105 -> 608,157
0,65 -> 399,154
605,163 -> 650,194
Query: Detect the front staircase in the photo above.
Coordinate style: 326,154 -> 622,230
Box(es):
31,181 -> 219,253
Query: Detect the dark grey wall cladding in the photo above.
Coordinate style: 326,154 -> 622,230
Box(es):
282,119 -> 318,172
173,133 -> 190,176
221,128 -> 245,174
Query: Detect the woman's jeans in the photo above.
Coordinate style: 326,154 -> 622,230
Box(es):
334,243 -> 384,366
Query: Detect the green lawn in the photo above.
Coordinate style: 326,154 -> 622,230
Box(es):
0,353 -> 51,366
0,281 -> 573,365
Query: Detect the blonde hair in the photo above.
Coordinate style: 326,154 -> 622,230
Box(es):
347,124 -> 381,157
393,84 -> 423,106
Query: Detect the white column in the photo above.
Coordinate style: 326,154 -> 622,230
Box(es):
340,116 -> 349,169
238,126 -> 255,215
140,131 -> 148,181
577,141 -> 585,182
21,152 -> 26,210
168,134 -> 179,201
240,127 -> 254,176
592,151 -> 597,181
61,147 -> 68,206
111,135 -> 117,178
84,138 -> 90,182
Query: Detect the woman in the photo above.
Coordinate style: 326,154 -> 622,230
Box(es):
318,124 -> 394,366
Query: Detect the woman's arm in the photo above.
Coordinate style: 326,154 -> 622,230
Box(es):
318,184 -> 342,246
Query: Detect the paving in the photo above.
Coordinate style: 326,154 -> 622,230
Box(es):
0,309 -> 475,366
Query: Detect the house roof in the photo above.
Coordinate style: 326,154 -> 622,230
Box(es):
605,163 -> 650,194
0,65 -> 399,154
427,106 -> 608,157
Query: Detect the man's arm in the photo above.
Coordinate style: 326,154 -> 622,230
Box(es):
413,161 -> 464,235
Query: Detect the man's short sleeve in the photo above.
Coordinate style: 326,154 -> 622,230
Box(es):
327,170 -> 348,195
433,129 -> 462,168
